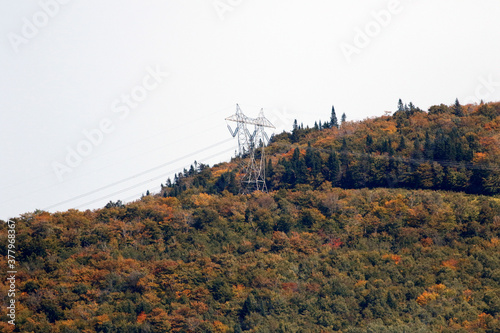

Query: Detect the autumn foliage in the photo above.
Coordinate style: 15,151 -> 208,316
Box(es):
1,101 -> 499,332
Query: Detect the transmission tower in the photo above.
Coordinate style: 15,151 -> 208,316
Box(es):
226,105 -> 275,193
225,104 -> 252,156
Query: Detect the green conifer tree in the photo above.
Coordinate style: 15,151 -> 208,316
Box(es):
454,98 -> 464,117
330,106 -> 338,128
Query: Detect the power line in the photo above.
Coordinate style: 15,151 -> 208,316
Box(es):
43,138 -> 233,210
45,131 -> 500,213
0,124 -> 225,207
72,146 -> 235,210
1,105 -> 234,191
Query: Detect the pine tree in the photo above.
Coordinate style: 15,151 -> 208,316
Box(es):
341,113 -> 346,125
227,172 -> 238,194
305,142 -> 321,176
398,136 -> 406,151
267,159 -> 274,178
366,134 -> 373,147
408,102 -> 415,113
453,98 -> 464,117
325,150 -> 341,185
290,148 -> 307,185
291,119 -> 299,143
397,99 -> 405,112
412,137 -> 423,159
341,137 -> 348,151
330,106 -> 338,128
424,132 -> 433,159
292,147 -> 300,166
433,133 -> 446,160
388,139 -> 394,155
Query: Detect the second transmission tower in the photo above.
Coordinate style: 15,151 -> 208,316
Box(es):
226,104 -> 275,193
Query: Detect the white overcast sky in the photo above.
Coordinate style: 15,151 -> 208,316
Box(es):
1,0 -> 499,220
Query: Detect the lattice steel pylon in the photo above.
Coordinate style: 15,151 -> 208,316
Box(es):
226,105 -> 275,193
225,104 -> 252,156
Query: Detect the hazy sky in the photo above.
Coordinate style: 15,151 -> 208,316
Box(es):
1,0 -> 499,220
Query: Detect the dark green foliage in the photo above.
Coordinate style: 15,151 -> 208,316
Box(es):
330,105 -> 338,128
2,100 -> 500,332
2,185 -> 500,332
211,101 -> 500,195
454,98 -> 464,117
214,171 -> 239,194
428,104 -> 451,115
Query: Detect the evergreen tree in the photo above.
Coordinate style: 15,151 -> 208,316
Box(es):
412,137 -> 423,159
267,159 -> 274,178
292,147 -> 300,165
454,98 -> 464,117
341,112 -> 346,125
291,119 -> 300,142
366,134 -> 373,147
424,132 -> 433,159
408,102 -> 416,114
381,139 -> 389,153
397,99 -> 405,112
444,136 -> 457,161
388,139 -> 395,155
290,148 -> 307,185
433,133 -> 446,161
305,142 -> 321,176
189,164 -> 196,176
227,172 -> 238,194
340,138 -> 349,168
398,136 -> 406,151
325,150 -> 341,185
330,106 -> 339,128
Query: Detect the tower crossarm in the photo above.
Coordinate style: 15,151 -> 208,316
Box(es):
254,108 -> 275,129
225,107 -> 275,129
225,104 -> 275,193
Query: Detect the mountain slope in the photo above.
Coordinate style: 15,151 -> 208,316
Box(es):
1,101 -> 500,332
168,101 -> 500,197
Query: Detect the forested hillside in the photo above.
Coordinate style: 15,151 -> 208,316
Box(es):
168,100 -> 500,197
1,101 -> 499,332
